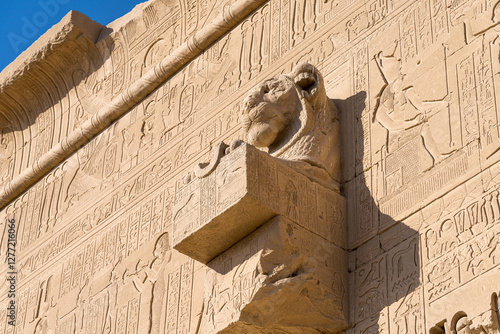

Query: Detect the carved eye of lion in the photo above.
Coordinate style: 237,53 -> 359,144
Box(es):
262,81 -> 286,98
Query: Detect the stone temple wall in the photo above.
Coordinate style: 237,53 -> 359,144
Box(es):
0,0 -> 499,333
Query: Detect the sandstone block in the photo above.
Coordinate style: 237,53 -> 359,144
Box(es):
203,216 -> 349,334
172,143 -> 346,263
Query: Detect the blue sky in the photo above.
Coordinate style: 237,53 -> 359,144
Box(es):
0,0 -> 144,72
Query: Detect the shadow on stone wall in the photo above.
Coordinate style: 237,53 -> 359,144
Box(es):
335,91 -> 421,333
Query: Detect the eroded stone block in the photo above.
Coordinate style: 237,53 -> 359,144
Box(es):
172,143 -> 346,263
203,216 -> 349,334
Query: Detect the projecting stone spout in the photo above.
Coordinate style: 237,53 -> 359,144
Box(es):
172,64 -> 348,333
241,62 -> 342,192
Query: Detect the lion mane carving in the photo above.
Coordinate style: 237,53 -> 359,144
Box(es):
241,63 -> 341,190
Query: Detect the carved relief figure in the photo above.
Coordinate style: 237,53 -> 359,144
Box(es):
32,276 -> 56,334
459,1 -> 500,45
126,233 -> 172,334
373,49 -> 455,167
433,292 -> 500,334
241,62 -> 341,190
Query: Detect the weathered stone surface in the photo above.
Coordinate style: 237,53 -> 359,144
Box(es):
0,10 -> 105,90
173,142 -> 346,263
0,0 -> 268,209
1,0 -> 500,332
204,216 -> 348,334
241,62 -> 342,190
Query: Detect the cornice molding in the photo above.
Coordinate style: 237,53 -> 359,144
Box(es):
0,0 -> 268,209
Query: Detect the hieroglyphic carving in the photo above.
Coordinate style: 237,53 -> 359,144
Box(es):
0,0 -> 270,211
354,43 -> 371,175
85,292 -> 107,333
16,176 -> 172,286
424,184 -> 500,306
350,171 -> 377,245
203,216 -> 348,333
373,48 -> 454,169
391,288 -> 423,334
354,255 -> 387,323
457,55 -> 480,149
166,267 -> 181,333
388,237 -> 422,333
431,0 -> 448,41
4,0 -> 500,333
2,0 -> 450,241
380,152 -> 468,220
431,291 -> 500,334
126,232 -> 172,333
162,258 -> 195,334
173,142 -> 346,263
16,287 -> 29,330
475,47 -> 499,156
399,9 -> 417,64
10,134 -> 175,260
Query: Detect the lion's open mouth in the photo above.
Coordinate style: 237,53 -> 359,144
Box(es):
294,71 -> 317,96
295,72 -> 315,89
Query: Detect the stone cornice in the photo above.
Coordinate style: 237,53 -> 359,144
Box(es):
0,0 -> 268,209
0,10 -> 104,92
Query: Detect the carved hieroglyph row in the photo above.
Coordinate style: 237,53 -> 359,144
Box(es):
0,0 -> 269,210
1,0 -> 500,333
349,158 -> 500,333
350,233 -> 423,333
0,0 -> 434,208
173,143 -> 345,263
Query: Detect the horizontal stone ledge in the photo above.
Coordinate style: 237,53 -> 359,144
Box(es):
0,0 -> 268,210
172,143 -> 346,264
0,10 -> 104,91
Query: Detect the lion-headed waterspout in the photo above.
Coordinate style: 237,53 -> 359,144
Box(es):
241,63 -> 341,191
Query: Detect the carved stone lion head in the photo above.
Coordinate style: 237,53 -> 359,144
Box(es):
241,63 -> 341,189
